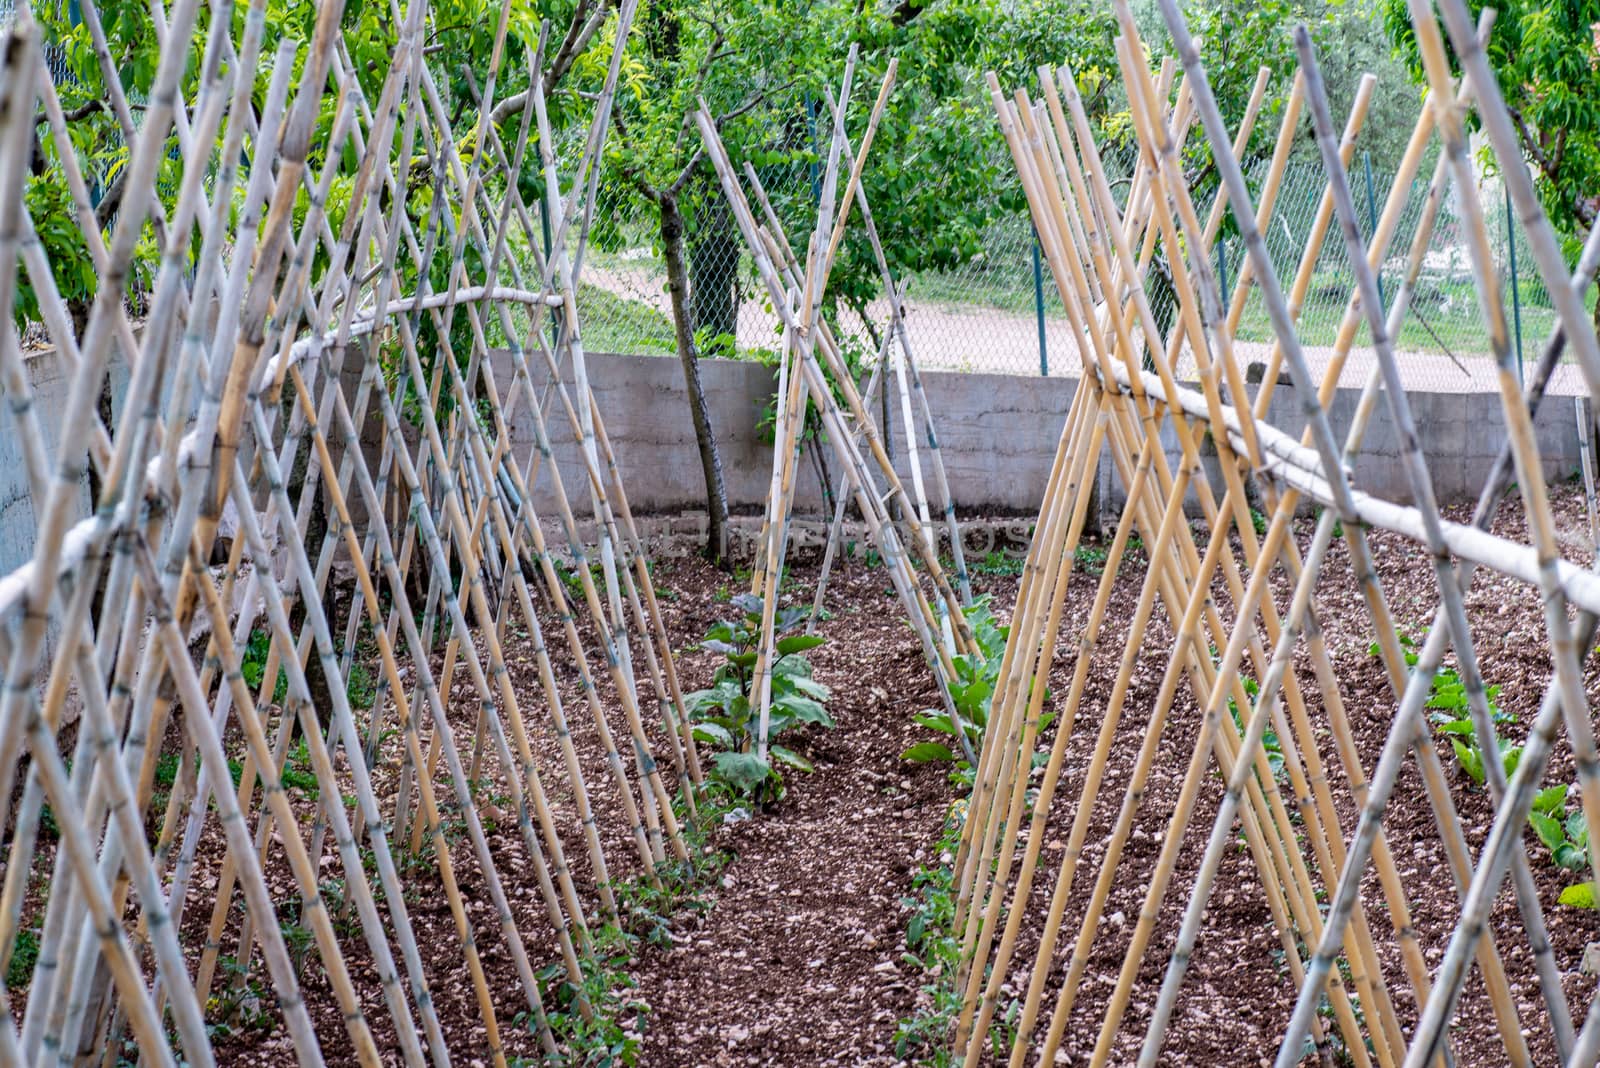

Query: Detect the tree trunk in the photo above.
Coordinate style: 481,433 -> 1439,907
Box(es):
661,193 -> 730,563
688,189 -> 740,351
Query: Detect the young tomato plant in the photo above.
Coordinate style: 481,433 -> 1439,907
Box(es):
684,593 -> 832,802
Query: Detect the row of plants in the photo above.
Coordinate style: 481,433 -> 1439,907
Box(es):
524,788 -> 737,1067
1376,635 -> 1596,911
516,580 -> 844,1062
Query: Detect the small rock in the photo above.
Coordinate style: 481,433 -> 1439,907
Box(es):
1581,942 -> 1600,976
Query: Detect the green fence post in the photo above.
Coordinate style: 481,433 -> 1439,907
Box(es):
1506,181 -> 1524,384
1032,226 -> 1047,376
1217,236 -> 1229,309
540,197 -> 558,352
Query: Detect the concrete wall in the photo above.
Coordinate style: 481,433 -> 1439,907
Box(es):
0,348 -> 130,578
0,349 -> 1583,580
502,352 -> 1584,524
505,351 -> 1077,518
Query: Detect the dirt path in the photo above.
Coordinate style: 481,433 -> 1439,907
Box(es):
632,559 -> 957,1066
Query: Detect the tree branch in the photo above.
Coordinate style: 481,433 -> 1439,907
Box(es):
490,0 -> 616,125
33,98 -> 123,126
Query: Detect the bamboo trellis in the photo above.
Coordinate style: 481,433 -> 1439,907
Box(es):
963,0 -> 1600,1064
693,64 -> 978,765
0,0 -> 704,1064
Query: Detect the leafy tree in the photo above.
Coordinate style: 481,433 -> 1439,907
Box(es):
1384,0 -> 1600,327
576,0 -> 1126,563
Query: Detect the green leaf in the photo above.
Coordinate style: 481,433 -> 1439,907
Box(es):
1559,882 -> 1599,909
785,674 -> 831,700
711,751 -> 772,794
776,633 -> 825,655
770,745 -> 813,772
1451,739 -> 1485,786
691,723 -> 734,750
1556,843 -> 1589,872
773,655 -> 817,680
1530,812 -> 1566,854
902,741 -> 956,763
773,693 -> 833,727
1534,784 -> 1569,817
1568,810 -> 1590,849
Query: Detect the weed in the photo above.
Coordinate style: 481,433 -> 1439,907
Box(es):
280,920 -> 314,970
280,740 -> 319,795
844,542 -> 884,569
1072,542 -> 1109,577
207,958 -> 276,1038
240,629 -> 288,703
6,924 -> 39,988
895,802 -> 1016,1063
553,559 -> 607,604
971,550 -> 1026,578
345,661 -> 378,711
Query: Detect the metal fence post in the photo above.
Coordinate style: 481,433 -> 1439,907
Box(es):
540,197 -> 558,352
1217,236 -> 1229,310
1363,150 -> 1385,310
1506,181 -> 1524,384
1032,226 -> 1047,376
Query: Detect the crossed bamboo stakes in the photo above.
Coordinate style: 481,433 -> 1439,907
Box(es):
693,58 -> 977,766
965,1 -> 1600,1064
0,0 -> 709,1063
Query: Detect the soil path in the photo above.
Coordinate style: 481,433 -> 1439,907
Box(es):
634,559 -> 960,1066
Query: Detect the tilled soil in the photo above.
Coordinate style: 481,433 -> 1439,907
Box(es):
626,559 -> 953,1067
632,484 -> 1600,1067
8,484 -> 1600,1067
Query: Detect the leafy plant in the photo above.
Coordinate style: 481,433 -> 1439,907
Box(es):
1527,784 -> 1597,908
1227,675 -> 1285,783
895,799 -> 1016,1063
6,925 -> 39,989
345,661 -> 378,711
972,549 -> 1027,577
240,629 -> 288,704
684,593 -> 832,801
1371,635 -> 1519,787
280,740 -> 320,796
1072,542 -> 1110,577
530,926 -> 644,1068
903,597 -> 1021,777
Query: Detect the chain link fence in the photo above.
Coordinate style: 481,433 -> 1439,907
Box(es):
575,133 -> 1582,395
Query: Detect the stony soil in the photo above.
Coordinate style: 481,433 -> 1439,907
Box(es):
7,483 -> 1600,1067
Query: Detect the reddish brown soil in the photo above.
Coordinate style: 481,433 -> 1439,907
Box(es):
7,482 -> 1600,1068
